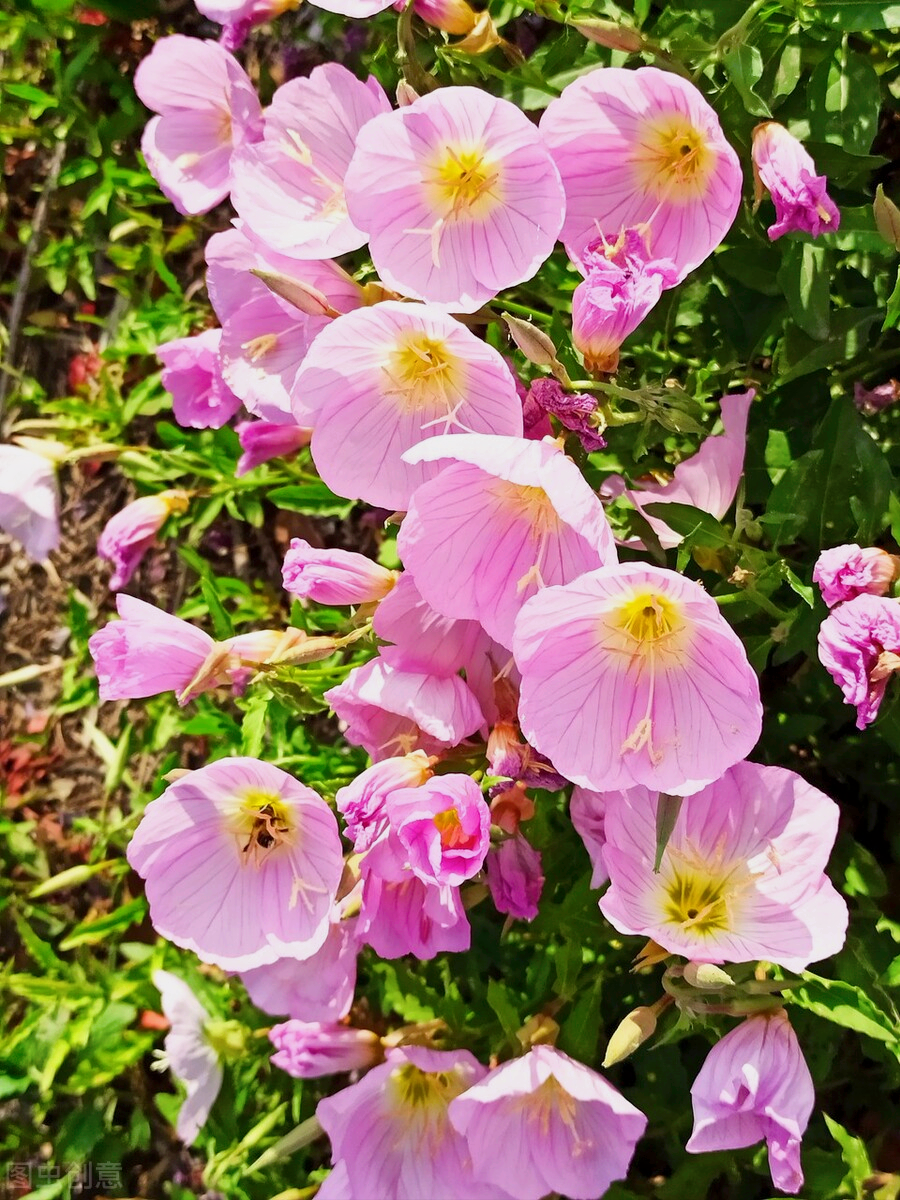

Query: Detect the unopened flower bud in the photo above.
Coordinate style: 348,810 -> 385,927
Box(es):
502,312 -> 560,369
251,268 -> 344,317
269,1021 -> 383,1079
396,79 -> 420,107
516,1012 -> 559,1049
602,1006 -> 657,1068
874,184 -> 900,250
572,18 -> 644,53
283,537 -> 397,606
683,962 -> 736,990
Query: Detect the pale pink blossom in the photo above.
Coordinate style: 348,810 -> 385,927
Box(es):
448,1044 -> 647,1200
152,970 -> 223,1144
309,0 -> 395,12
358,870 -> 471,959
134,35 -> 262,214
98,490 -> 189,591
0,444 -> 60,563
195,0 -> 298,51
569,786 -> 608,889
240,918 -> 360,1020
336,751 -> 434,853
687,1010 -> 814,1194
282,538 -> 396,606
127,757 -> 343,971
485,834 -> 543,920
372,572 -> 493,679
269,1021 -> 382,1078
325,657 -> 485,761
599,761 -> 848,970
231,64 -> 390,260
292,302 -> 524,510
752,122 -> 840,241
817,593 -> 900,728
236,420 -> 311,475
813,543 -> 898,608
317,1046 -> 499,1200
156,328 -> 243,430
514,563 -> 762,795
344,87 -> 566,312
540,66 -> 742,281
399,433 -> 617,648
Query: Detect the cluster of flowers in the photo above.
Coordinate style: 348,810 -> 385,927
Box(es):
4,3 -> 886,1197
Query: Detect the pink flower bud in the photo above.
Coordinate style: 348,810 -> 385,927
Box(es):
485,833 -> 543,921
269,1021 -> 382,1079
751,121 -> 840,241
282,537 -> 397,606
235,420 -> 311,476
813,543 -> 899,608
97,490 -> 189,591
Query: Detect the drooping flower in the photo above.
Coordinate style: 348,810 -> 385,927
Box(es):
325,656 -> 485,761
98,490 -> 190,591
514,562 -> 762,795
752,121 -> 840,241
525,379 -> 606,452
372,572 -> 493,679
127,757 -> 344,971
359,870 -> 471,959
485,834 -> 543,920
540,66 -> 742,281
205,226 -> 362,423
317,1046 -> 500,1200
0,444 -> 60,563
399,433 -> 617,648
598,761 -> 848,971
134,35 -> 263,214
817,593 -> 900,728
152,970 -> 224,1144
269,1021 -> 383,1078
569,786 -> 608,889
282,537 -> 397,606
231,64 -> 390,260
813,543 -> 898,608
156,328 -> 243,430
240,917 -> 360,1020
336,751 -> 434,853
344,86 -> 566,312
687,1010 -> 814,1194
447,1044 -> 647,1200
570,229 -> 678,374
235,420 -> 311,475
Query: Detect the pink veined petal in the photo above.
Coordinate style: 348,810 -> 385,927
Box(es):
141,113 -> 233,215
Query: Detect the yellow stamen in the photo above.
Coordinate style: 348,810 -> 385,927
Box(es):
631,116 -> 716,203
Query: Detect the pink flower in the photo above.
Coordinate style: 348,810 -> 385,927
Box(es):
152,970 -> 223,1144
540,67 -> 742,282
325,656 -> 485,761
571,230 -> 678,374
205,226 -> 362,423
817,593 -> 900,728
282,537 -> 396,606
448,1044 -> 647,1200
399,433 -> 617,648
308,0 -> 395,12
231,64 -> 390,260
127,757 -> 344,971
569,786 -> 608,889
98,490 -> 189,590
854,378 -> 900,415
359,871 -> 471,959
293,302 -> 524,510
374,774 -> 491,887
813,543 -> 898,608
752,122 -> 840,241
317,1046 -> 498,1200
598,761 -> 848,971
156,328 -> 243,430
687,1010 -> 814,1194
373,572 -> 493,679
525,379 -> 606,452
195,1 -> 298,51
241,918 -> 360,1020
615,390 -> 754,549
236,420 -> 311,475
269,1021 -> 382,1078
336,751 -> 434,853
399,0 -> 478,34
344,87 -> 566,312
514,563 -> 762,795
134,35 -> 262,215
485,834 -> 543,920
0,444 -> 60,563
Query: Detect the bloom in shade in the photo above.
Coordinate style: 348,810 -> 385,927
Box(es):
0,444 -> 59,563
127,757 -> 344,971
687,1010 -> 814,1194
98,490 -> 189,591
752,122 -> 840,241
854,378 -> 900,415
813,543 -> 898,608
240,917 -> 360,1020
569,786 -> 608,889
598,761 -> 848,971
540,66 -> 742,282
359,870 -> 471,959
448,1044 -> 647,1200
817,593 -> 900,728
526,379 -> 606,453
231,64 -> 390,260
571,229 -> 678,374
317,1046 -> 499,1200
269,1021 -> 383,1079
156,329 -> 243,430
325,657 -> 485,761
336,751 -> 434,853
292,302 -> 523,510
134,35 -> 263,215
514,562 -> 762,795
399,433 -> 617,648
282,538 -> 396,606
152,970 -> 223,1144
344,86 -> 566,312
236,420 -> 311,475
485,834 -> 543,920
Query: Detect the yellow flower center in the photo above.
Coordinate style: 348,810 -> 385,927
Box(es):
433,807 -> 475,850
631,115 -> 716,203
490,481 -> 561,537
383,332 -> 463,412
236,790 -> 292,861
428,146 -> 502,219
390,1063 -> 468,1113
663,867 -> 731,935
614,590 -> 683,644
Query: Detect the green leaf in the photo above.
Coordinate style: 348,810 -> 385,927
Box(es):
486,979 -> 523,1049
267,481 -> 354,517
790,972 -> 900,1056
722,44 -> 771,117
803,0 -> 900,30
777,241 -> 831,341
808,40 -> 881,156
59,897 -> 147,950
641,503 -> 732,548
823,1113 -> 872,1200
